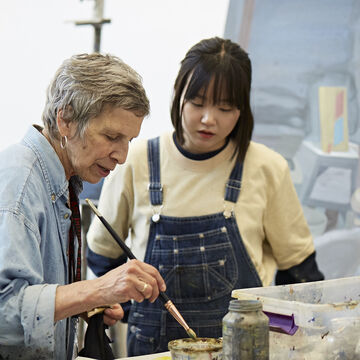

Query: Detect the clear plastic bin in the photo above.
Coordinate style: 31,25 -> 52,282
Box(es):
232,276 -> 360,359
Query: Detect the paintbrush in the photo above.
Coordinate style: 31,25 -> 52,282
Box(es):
85,198 -> 197,340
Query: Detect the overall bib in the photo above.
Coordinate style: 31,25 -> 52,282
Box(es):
127,137 -> 262,356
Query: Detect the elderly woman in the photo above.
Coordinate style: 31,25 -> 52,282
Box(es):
0,53 -> 166,359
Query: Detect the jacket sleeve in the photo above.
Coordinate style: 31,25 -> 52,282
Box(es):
0,209 -> 57,352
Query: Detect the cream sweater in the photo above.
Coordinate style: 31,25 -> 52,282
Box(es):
87,131 -> 315,286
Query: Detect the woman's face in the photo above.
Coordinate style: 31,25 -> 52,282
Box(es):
62,106 -> 143,183
181,78 -> 240,154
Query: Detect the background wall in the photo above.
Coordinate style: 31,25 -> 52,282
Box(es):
0,0 -> 229,149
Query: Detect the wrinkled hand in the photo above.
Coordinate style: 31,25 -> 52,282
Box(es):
103,303 -> 124,327
95,259 -> 166,306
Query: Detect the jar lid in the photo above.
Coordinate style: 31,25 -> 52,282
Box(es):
228,299 -> 262,311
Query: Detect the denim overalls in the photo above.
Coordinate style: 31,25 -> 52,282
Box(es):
127,137 -> 262,356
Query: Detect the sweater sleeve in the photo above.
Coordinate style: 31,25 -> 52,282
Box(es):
86,246 -> 127,277
263,162 -> 316,270
86,159 -> 135,260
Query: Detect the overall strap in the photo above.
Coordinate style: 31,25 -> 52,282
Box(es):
224,161 -> 244,203
147,137 -> 163,206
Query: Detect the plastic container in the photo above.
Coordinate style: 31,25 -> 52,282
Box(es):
232,276 -> 360,359
168,338 -> 222,360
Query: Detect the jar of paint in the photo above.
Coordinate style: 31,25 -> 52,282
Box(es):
222,299 -> 269,359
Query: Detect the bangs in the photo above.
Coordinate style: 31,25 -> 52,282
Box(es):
171,37 -> 254,161
183,61 -> 246,110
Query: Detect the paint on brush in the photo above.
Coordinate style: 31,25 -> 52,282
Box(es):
186,328 -> 198,340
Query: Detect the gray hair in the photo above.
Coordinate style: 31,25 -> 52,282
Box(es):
42,53 -> 150,140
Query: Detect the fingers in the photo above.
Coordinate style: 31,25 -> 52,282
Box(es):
135,260 -> 167,292
130,260 -> 166,303
136,280 -> 152,301
141,282 -> 149,293
103,304 -> 124,326
134,278 -> 155,303
95,259 -> 166,306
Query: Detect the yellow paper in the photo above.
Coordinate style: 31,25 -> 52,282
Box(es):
318,86 -> 349,152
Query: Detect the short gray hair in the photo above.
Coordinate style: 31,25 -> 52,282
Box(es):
42,53 -> 150,140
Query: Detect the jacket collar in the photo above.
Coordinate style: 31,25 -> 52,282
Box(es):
22,125 -> 83,201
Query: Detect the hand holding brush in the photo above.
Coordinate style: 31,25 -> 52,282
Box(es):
85,198 -> 197,340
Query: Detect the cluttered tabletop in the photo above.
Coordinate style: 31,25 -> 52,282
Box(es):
77,276 -> 360,360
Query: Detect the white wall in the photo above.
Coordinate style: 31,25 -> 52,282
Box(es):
0,0 -> 229,150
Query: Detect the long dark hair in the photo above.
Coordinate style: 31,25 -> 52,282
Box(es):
171,37 -> 254,163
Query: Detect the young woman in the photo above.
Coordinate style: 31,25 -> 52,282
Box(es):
87,37 -> 324,356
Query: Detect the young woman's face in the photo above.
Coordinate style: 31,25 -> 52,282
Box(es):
62,106 -> 143,183
181,78 -> 240,154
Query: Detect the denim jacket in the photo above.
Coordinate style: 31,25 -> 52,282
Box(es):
0,125 -> 82,359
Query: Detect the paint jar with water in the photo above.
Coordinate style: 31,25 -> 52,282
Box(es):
168,337 -> 222,360
222,299 -> 269,359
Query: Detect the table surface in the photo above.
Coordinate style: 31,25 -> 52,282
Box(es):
76,351 -> 171,360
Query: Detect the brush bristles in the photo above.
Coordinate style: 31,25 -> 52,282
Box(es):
187,328 -> 197,340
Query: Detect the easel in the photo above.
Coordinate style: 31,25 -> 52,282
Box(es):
73,0 -> 111,352
75,0 -> 111,53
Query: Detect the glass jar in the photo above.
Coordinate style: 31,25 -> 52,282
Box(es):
222,299 -> 269,359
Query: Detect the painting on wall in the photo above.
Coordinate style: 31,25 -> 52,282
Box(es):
224,0 -> 360,278
319,86 -> 349,153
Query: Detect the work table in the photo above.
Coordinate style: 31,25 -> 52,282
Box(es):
76,351 -> 171,359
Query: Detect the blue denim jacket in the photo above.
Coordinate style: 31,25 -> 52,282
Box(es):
0,125 -> 82,359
